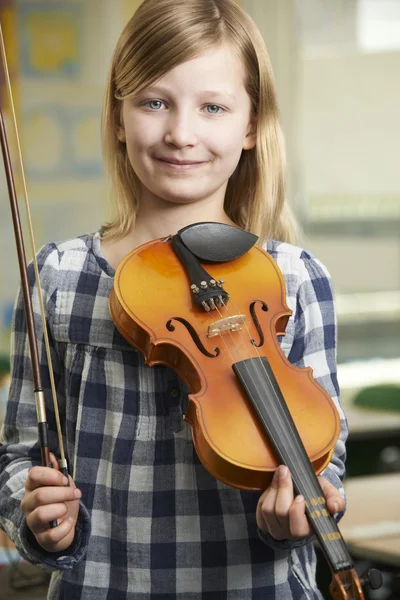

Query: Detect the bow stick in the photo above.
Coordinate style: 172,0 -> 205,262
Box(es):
0,25 -> 67,526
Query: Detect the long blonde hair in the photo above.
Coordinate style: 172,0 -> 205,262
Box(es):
101,0 -> 299,244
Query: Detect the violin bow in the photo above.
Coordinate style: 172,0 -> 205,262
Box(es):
0,25 -> 68,495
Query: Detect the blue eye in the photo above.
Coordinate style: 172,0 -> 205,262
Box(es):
144,100 -> 164,110
206,105 -> 223,114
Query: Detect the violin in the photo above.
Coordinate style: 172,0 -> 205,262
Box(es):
110,222 -> 382,600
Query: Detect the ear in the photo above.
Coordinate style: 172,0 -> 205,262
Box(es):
116,103 -> 126,143
116,122 -> 126,143
243,115 -> 257,150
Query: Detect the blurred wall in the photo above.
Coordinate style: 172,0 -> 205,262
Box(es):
301,51 -> 400,196
244,0 -> 400,297
300,50 -> 400,293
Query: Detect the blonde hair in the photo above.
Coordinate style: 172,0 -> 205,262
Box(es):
101,0 -> 299,244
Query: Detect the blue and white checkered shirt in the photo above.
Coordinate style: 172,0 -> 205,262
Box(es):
0,231 -> 347,599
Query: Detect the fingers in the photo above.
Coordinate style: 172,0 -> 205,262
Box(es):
274,466 -> 294,524
288,495 -> 310,538
25,465 -> 68,492
21,462 -> 81,537
258,471 -> 346,542
34,515 -> 76,552
22,478 -> 81,549
22,483 -> 81,515
317,476 -> 346,515
258,466 -> 290,539
28,503 -> 69,533
20,457 -> 81,553
264,466 -> 293,532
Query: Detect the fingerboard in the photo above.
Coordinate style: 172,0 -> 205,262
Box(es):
233,357 -> 352,572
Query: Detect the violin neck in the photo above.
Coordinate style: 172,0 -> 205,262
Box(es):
233,357 -> 353,574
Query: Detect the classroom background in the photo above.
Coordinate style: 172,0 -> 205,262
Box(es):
0,0 -> 399,599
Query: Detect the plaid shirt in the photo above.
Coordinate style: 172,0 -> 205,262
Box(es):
0,231 -> 347,599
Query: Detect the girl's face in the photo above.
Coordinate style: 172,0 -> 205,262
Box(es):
118,44 -> 257,211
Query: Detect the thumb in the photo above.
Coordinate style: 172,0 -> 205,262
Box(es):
49,452 -> 75,490
49,452 -> 59,470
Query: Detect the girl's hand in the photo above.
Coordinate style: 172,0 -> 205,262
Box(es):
21,452 -> 81,553
256,465 -> 345,541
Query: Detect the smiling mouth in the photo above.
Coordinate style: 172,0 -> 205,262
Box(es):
155,158 -> 206,170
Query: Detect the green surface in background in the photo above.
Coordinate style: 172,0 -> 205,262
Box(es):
353,384 -> 400,412
0,355 -> 10,375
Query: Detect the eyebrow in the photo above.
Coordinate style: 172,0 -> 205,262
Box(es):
142,86 -> 237,102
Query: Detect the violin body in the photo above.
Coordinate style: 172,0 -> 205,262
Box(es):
110,234 -> 340,491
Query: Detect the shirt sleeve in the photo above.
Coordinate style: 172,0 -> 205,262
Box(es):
0,243 -> 91,571
258,249 -> 348,550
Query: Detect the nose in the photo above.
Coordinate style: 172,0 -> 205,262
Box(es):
164,109 -> 198,147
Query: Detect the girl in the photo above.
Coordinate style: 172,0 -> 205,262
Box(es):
0,0 -> 347,598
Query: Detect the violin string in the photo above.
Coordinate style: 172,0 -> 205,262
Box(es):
0,28 -> 66,467
211,294 -> 346,569
206,309 -> 238,364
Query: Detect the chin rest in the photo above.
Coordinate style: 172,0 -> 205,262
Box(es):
177,222 -> 258,263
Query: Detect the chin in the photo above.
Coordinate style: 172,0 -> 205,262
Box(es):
163,195 -> 200,205
155,189 -> 212,206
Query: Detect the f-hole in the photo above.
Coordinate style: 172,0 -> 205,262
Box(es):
166,317 -> 220,358
249,300 -> 268,347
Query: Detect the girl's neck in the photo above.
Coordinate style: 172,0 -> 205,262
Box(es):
133,203 -> 234,247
